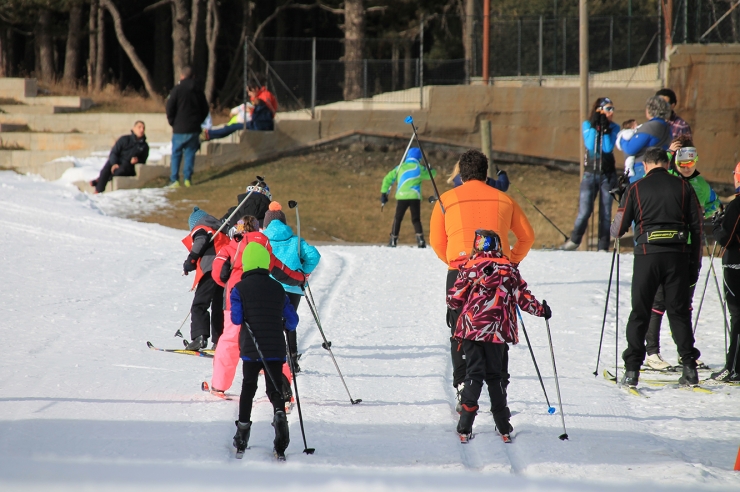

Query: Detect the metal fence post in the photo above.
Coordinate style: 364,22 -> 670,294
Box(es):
562,17 -> 567,75
363,59 -> 367,99
517,18 -> 522,76
538,15 -> 543,80
311,37 -> 316,118
243,38 -> 248,117
628,0 -> 632,66
609,16 -> 614,71
683,0 -> 688,43
420,15 -> 424,108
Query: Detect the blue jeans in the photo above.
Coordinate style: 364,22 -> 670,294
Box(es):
170,133 -> 201,183
208,123 -> 244,140
569,171 -> 618,250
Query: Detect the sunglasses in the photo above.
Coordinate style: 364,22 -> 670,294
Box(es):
601,106 -> 615,112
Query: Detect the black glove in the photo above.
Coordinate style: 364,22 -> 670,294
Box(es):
542,300 -> 552,320
599,113 -> 610,133
482,265 -> 493,276
711,208 -> 725,225
609,173 -> 629,202
183,254 -> 198,273
380,193 -> 388,205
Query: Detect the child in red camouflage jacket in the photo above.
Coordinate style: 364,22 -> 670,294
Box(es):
446,230 -> 551,442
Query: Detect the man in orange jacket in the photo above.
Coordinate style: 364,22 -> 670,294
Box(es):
430,149 -> 535,405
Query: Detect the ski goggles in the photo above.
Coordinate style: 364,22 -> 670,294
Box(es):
600,106 -> 615,112
676,147 -> 698,167
245,185 -> 272,201
473,229 -> 502,253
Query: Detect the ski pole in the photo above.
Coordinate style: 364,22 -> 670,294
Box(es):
301,283 -> 362,404
707,240 -> 732,339
288,200 -> 301,258
383,134 -> 416,212
285,336 -> 315,454
174,311 -> 191,338
508,182 -> 569,241
615,241 -> 620,383
593,238 -> 618,375
516,307 -> 555,414
242,321 -> 284,412
543,303 -> 569,441
214,175 -> 266,236
404,116 -> 445,213
693,240 -> 717,335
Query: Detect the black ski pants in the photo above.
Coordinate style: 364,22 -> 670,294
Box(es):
460,340 -> 511,431
391,199 -> 423,236
646,283 -> 696,356
94,160 -> 135,193
190,274 -> 224,343
238,360 -> 285,423
623,253 -> 700,371
286,293 -> 302,358
723,266 -> 740,374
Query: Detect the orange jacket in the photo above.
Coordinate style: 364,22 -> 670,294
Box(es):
429,180 -> 535,269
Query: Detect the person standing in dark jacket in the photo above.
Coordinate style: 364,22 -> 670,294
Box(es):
166,66 -> 209,188
230,241 -> 299,458
221,179 -> 273,229
708,162 -> 740,383
610,147 -> 703,388
90,121 -> 149,194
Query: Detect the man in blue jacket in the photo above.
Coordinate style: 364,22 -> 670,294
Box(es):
621,96 -> 673,182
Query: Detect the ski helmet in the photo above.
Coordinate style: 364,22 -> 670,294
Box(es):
675,147 -> 698,167
473,229 -> 502,253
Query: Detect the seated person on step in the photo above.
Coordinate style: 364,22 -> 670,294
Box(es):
203,81 -> 277,141
90,121 -> 149,194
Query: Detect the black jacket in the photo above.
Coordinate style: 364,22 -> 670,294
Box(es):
245,101 -> 275,131
611,167 -> 703,281
166,78 -> 209,134
109,132 -> 149,175
233,269 -> 287,361
222,192 -> 272,228
714,194 -> 740,266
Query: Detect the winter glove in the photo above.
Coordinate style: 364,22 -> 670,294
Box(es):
542,301 -> 552,320
183,254 -> 198,274
482,265 -> 494,276
599,113 -> 611,133
380,193 -> 388,205
589,112 -> 603,132
219,258 -> 232,283
609,174 -> 629,202
711,208 -> 725,226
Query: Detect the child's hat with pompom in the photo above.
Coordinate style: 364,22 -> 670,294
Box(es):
263,201 -> 287,228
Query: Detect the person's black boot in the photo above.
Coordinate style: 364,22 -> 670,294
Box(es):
456,404 -> 477,436
416,234 -> 426,249
493,407 -> 513,442
233,421 -> 251,457
678,361 -> 699,386
272,410 -> 290,459
620,370 -> 639,388
185,335 -> 206,351
388,234 -> 398,247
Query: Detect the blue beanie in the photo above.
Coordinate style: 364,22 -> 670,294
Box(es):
407,148 -> 422,161
188,206 -> 208,230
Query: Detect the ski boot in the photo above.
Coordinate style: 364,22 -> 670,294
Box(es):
645,353 -> 673,371
678,356 -> 708,370
185,335 -> 207,351
456,404 -> 477,442
272,410 -> 290,460
493,407 -> 513,443
233,421 -> 251,458
416,234 -> 426,249
388,234 -> 398,247
620,370 -> 639,388
678,361 -> 699,386
454,382 -> 465,414
709,368 -> 731,382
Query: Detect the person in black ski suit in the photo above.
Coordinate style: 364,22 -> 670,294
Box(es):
610,147 -> 703,388
230,241 -> 300,457
90,121 -> 149,193
708,162 -> 740,382
183,207 -> 228,350
221,179 -> 272,229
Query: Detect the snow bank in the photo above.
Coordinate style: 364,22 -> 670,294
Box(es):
0,171 -> 737,491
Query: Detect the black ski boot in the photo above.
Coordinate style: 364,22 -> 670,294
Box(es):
388,234 -> 398,247
233,421 -> 251,458
272,410 -> 290,460
416,234 -> 426,249
678,361 -> 699,386
620,370 -> 639,388
185,335 -> 207,351
456,404 -> 477,440
493,407 -> 513,442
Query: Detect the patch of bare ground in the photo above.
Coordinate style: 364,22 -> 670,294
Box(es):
138,146 -> 590,249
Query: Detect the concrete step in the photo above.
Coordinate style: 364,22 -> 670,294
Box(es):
0,104 -> 87,115
0,123 -> 29,132
0,131 -> 172,151
74,163 -> 170,193
22,96 -> 93,110
0,149 -> 90,173
0,112 -> 170,135
0,78 -> 36,99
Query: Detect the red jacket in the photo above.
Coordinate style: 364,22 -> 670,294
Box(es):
446,252 -> 544,344
255,87 -> 278,116
181,223 -> 230,290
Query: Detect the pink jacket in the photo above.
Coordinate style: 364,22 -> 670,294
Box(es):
446,252 -> 544,345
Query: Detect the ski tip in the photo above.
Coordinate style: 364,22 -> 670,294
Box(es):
548,407 -> 556,414
146,341 -> 154,348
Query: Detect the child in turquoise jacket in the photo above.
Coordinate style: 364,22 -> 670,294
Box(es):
380,147 -> 436,248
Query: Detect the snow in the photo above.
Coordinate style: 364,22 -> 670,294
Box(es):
0,170 -> 738,492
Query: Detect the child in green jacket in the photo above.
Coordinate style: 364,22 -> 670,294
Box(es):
380,147 -> 436,248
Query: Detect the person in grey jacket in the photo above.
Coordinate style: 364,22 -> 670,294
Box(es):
621,96 -> 672,182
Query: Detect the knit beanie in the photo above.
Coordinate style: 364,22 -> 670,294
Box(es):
407,147 -> 422,162
242,242 -> 271,272
263,201 -> 287,229
188,206 -> 208,230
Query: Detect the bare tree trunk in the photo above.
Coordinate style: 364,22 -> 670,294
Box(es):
190,0 -> 201,57
88,0 -> 98,91
463,0 -> 474,82
95,4 -> 105,91
101,0 -> 160,100
0,26 -> 6,77
172,0 -> 192,83
391,41 -> 398,91
63,1 -> 84,86
204,0 -> 220,104
343,0 -> 364,100
35,10 -> 55,82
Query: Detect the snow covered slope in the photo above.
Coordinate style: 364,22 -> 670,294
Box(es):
0,171 -> 738,491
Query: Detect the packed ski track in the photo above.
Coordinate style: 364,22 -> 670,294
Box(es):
0,170 -> 738,491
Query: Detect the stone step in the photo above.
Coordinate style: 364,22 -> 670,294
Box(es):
0,123 -> 30,132
74,163 -> 170,193
0,78 -> 36,99
0,104 -> 86,115
21,96 -> 93,110
0,131 -> 172,151
0,112 -> 170,135
0,149 -> 91,173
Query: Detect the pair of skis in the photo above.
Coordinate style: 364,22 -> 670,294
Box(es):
603,369 -> 716,396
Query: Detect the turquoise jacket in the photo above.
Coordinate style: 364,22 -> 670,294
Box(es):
380,157 -> 436,200
263,221 -> 321,295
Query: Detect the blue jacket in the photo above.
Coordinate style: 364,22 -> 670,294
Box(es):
263,220 -> 321,295
246,103 -> 274,131
452,172 -> 509,192
583,120 -> 620,155
622,118 -> 672,182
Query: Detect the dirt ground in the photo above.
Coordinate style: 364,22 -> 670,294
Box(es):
139,146 -> 601,250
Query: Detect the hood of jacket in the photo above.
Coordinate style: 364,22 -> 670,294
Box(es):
264,220 -> 294,242
194,214 -> 223,232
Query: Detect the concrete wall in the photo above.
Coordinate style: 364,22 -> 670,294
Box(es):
668,44 -> 740,182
